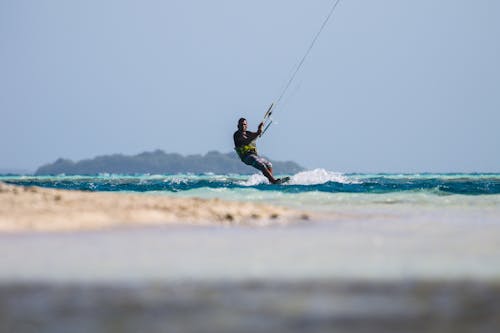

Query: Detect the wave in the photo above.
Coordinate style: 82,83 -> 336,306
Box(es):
238,169 -> 355,186
2,171 -> 500,195
289,168 -> 356,185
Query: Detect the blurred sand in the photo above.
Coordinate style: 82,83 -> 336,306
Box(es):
0,182 -> 308,232
2,281 -> 499,333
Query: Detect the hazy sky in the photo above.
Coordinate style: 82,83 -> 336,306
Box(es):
1,0 -> 499,172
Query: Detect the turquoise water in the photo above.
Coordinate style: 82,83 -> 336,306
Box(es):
2,169 -> 499,195
3,169 -> 500,214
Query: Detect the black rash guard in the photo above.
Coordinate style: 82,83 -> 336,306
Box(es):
233,130 -> 259,149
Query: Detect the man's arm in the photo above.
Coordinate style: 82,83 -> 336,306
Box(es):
248,123 -> 264,140
235,123 -> 264,146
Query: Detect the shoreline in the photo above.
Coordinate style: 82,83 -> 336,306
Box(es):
0,182 -> 309,232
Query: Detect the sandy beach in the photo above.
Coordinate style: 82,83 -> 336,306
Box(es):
0,182 -> 308,232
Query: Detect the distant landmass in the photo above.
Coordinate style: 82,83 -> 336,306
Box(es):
0,168 -> 32,175
35,150 -> 304,175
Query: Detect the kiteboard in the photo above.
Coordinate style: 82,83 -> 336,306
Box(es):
275,176 -> 291,185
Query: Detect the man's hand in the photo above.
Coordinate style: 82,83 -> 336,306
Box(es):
258,122 -> 264,133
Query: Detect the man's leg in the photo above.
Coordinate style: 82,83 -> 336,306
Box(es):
260,166 -> 277,184
256,156 -> 278,184
245,154 -> 278,184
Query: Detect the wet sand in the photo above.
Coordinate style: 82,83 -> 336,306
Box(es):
0,182 -> 308,231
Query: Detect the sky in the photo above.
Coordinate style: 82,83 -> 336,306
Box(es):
1,0 -> 499,173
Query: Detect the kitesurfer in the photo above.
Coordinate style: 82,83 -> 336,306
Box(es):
233,118 -> 280,184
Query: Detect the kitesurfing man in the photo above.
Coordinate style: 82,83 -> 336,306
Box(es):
233,118 -> 281,184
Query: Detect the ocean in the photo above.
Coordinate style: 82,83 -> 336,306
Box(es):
3,169 -> 500,215
3,168 -> 500,196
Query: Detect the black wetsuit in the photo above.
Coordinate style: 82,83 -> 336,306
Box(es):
233,130 -> 272,172
233,130 -> 259,156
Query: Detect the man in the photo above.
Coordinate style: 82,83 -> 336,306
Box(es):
233,117 -> 280,184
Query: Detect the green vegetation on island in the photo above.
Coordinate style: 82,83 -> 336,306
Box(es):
35,150 -> 304,175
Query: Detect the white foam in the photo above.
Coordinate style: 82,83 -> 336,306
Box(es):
237,169 -> 353,186
239,174 -> 269,186
288,168 -> 353,185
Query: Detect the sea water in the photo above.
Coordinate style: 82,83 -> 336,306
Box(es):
3,169 -> 500,214
3,169 -> 500,196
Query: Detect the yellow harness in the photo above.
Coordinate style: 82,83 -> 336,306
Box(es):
235,141 -> 258,160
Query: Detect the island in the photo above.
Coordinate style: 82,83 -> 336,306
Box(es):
35,150 -> 304,175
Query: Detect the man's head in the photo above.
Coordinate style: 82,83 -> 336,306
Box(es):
238,118 -> 247,131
